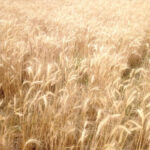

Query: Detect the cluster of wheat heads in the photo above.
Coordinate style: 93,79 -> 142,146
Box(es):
0,0 -> 150,149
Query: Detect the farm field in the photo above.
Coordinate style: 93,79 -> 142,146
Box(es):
0,0 -> 150,149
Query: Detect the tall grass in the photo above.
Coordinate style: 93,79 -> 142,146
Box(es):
0,0 -> 150,149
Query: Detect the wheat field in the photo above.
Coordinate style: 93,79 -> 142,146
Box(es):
0,0 -> 150,149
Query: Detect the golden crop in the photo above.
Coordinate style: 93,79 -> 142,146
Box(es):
0,0 -> 150,149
